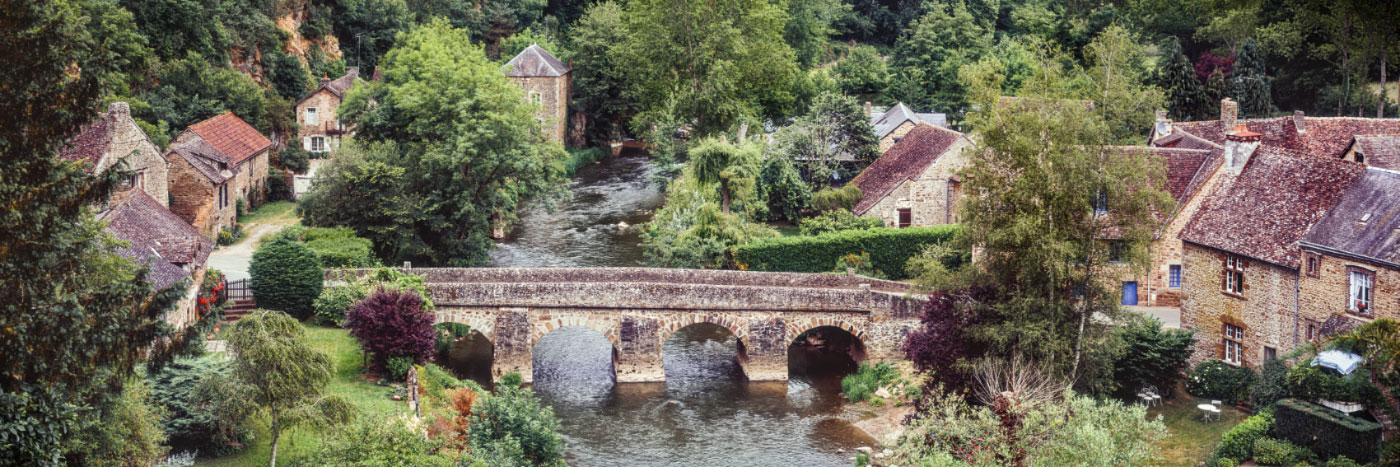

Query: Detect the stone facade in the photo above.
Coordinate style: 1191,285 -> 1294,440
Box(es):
1297,249 -> 1400,340
344,267 -> 924,383
512,74 -> 570,145
1180,242 -> 1301,368
59,102 -> 169,207
296,89 -> 346,155
865,138 -> 970,227
854,124 -> 973,228
878,121 -> 919,153
166,150 -> 234,238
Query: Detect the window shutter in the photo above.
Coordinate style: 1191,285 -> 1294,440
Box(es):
302,137 -> 312,151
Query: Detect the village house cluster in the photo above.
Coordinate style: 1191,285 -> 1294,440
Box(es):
849,97 -> 1400,371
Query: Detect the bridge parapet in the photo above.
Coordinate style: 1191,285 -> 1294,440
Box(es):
330,267 -> 913,294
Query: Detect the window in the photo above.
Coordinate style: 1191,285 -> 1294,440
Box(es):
529,92 -> 541,105
1222,255 -> 1245,295
1093,189 -> 1108,215
1169,264 -> 1182,288
897,208 -> 912,228
1350,268 -> 1374,313
1264,346 -> 1277,361
1305,253 -> 1320,277
218,183 -> 227,208
305,108 -> 318,126
1306,320 -> 1318,341
125,171 -> 143,189
1356,152 -> 1366,164
1108,241 -> 1125,263
1223,323 -> 1244,364
311,136 -> 326,153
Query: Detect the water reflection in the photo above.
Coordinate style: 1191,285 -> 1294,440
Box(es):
490,150 -> 662,268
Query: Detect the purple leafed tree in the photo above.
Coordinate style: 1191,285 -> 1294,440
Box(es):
902,288 -> 986,396
345,289 -> 437,367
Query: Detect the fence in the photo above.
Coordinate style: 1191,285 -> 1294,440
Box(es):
226,278 -> 252,301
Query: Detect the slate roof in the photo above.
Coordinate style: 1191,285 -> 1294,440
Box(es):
504,44 -> 570,77
1168,116 -> 1400,158
186,112 -> 271,165
1180,146 -> 1365,268
100,191 -> 213,290
870,102 -> 947,140
1300,167 -> 1400,266
168,138 -> 232,184
58,118 -> 113,173
852,124 -> 967,214
1344,135 -> 1400,170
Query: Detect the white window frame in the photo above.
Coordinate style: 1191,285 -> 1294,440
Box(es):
311,136 -> 326,153
306,107 -> 318,126
1350,269 -> 1374,313
1223,323 -> 1244,364
1223,255 -> 1245,295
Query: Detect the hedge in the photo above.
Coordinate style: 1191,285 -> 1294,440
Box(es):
1212,411 -> 1273,461
728,225 -> 960,280
1275,398 -> 1381,463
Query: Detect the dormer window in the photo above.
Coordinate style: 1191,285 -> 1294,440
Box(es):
306,108 -> 318,126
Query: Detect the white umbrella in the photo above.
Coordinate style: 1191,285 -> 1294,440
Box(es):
1312,350 -> 1364,375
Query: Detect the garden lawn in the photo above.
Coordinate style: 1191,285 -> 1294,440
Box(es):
237,200 -> 299,226
1147,392 -> 1247,466
196,324 -> 409,466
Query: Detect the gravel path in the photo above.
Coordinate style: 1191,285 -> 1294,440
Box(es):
207,223 -> 280,281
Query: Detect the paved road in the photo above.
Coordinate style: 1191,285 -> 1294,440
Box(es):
207,223 -> 279,281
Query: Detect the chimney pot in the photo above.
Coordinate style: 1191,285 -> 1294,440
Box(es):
1220,98 -> 1239,134
108,101 -> 130,116
1293,110 -> 1306,134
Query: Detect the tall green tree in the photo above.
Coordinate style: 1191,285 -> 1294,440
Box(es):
1082,25 -> 1166,143
689,137 -> 762,215
316,20 -> 566,266
621,0 -> 801,135
889,0 -> 992,114
1156,37 -> 1209,121
832,44 -> 889,95
140,53 -> 270,133
783,0 -> 849,68
0,1 -> 180,463
1229,38 -> 1272,117
201,311 -> 353,467
774,92 -> 880,187
945,56 -> 1174,382
563,1 -> 635,145
330,0 -> 413,71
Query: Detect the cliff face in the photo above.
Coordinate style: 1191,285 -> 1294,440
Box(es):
227,0 -> 341,85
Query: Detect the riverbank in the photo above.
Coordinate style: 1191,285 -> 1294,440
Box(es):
838,361 -> 924,450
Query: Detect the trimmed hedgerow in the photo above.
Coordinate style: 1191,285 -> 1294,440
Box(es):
1212,411 -> 1274,461
729,225 -> 960,279
1274,398 -> 1381,463
1186,359 -> 1257,404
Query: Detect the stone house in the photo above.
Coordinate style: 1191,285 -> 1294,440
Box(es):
851,124 -> 972,227
1341,135 -> 1400,170
504,44 -> 571,145
58,102 -> 169,208
1177,136 -> 1365,368
166,112 -> 271,237
295,67 -> 360,156
100,191 -> 214,329
867,102 -> 948,154
1296,167 -> 1400,343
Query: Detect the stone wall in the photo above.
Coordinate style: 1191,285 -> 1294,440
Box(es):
98,103 -> 170,207
878,121 -> 918,153
864,137 -> 972,228
296,89 -> 345,155
166,154 -> 231,238
1180,242 -> 1299,368
1121,160 -> 1229,307
512,74 -> 570,145
364,267 -> 926,383
1298,249 -> 1400,337
246,152 -> 269,204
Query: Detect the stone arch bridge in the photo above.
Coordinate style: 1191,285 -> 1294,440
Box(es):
339,267 -> 926,383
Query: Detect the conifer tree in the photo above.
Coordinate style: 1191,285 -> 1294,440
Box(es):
1229,38 -> 1272,117
1157,38 -> 1209,121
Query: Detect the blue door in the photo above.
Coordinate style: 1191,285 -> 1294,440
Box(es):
1122,282 -> 1138,306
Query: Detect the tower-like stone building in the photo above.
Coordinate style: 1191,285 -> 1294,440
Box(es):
504,44 -> 571,145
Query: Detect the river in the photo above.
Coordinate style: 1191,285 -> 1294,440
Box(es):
465,150 -> 871,466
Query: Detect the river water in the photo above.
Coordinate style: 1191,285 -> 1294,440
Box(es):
467,151 -> 871,466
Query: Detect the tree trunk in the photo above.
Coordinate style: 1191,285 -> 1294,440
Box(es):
1379,53 -> 1388,118
269,420 -> 281,467
720,180 -> 731,215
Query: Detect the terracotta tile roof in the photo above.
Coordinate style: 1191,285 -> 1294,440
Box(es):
1180,146 -> 1365,268
504,44 -> 570,77
1113,147 -> 1217,202
100,191 -> 212,290
187,112 -> 270,165
1169,116 -> 1400,157
1345,135 -> 1400,170
168,139 -> 231,184
852,124 -> 968,214
58,118 -> 113,173
1301,167 -> 1400,265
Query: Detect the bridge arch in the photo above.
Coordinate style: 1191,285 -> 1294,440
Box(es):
531,325 -> 620,384
662,320 -> 750,381
527,312 -> 621,350
660,314 -> 750,344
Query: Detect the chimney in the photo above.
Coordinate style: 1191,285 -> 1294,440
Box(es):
321,72 -> 330,86
1293,110 -> 1306,134
1220,98 -> 1238,134
1224,124 -> 1262,173
864,101 -> 873,117
108,101 -> 130,117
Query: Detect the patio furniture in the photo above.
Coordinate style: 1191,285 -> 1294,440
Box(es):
1312,350 -> 1364,375
1198,403 -> 1221,422
1144,385 -> 1163,407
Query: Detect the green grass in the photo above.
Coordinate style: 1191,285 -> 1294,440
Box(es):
775,225 -> 801,237
237,201 -> 299,226
196,325 -> 410,466
1147,391 -> 1247,466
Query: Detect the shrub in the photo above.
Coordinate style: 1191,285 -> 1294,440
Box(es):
1186,360 -> 1257,404
266,167 -> 293,201
1274,398 -> 1381,463
1213,411 -> 1274,461
1215,458 -> 1238,467
316,268 -> 434,326
902,289 -> 985,394
759,155 -> 812,222
312,417 -> 458,466
62,378 -> 168,466
564,147 -> 610,177
1253,437 -> 1307,465
1112,317 -> 1196,398
249,237 -> 323,319
500,372 -> 524,388
147,356 -> 249,456
469,385 -> 566,466
217,226 -> 244,246
798,209 -> 883,235
346,290 -> 437,372
307,236 -> 378,268
833,251 -> 887,279
385,357 -> 414,382
278,146 -> 309,173
1323,456 -> 1363,467
812,184 -> 862,212
842,362 -> 898,402
314,282 -> 371,327
1287,365 -> 1381,406
1251,358 -> 1291,410
730,225 -> 959,279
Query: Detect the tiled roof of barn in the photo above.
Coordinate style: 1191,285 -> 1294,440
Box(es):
187,112 -> 270,165
1345,135 -> 1400,170
168,139 -> 231,184
1180,146 -> 1365,268
1151,128 -> 1223,152
58,118 -> 113,173
1169,116 -> 1400,157
1120,147 -> 1217,203
852,124 -> 967,214
504,44 -> 570,77
100,191 -> 212,290
1301,167 -> 1400,265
